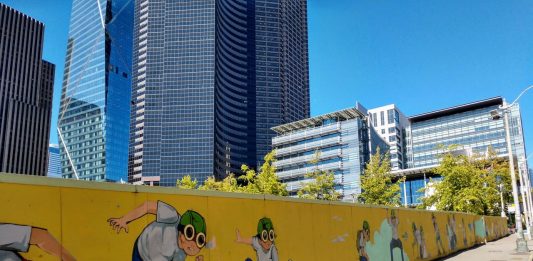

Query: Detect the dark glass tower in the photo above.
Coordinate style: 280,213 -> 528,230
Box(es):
129,0 -> 310,186
0,3 -> 55,176
58,0 -> 133,181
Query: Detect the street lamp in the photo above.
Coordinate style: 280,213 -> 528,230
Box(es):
499,183 -> 506,217
490,85 -> 532,253
521,153 -> 533,237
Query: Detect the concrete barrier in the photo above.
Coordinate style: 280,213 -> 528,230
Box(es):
0,173 -> 508,261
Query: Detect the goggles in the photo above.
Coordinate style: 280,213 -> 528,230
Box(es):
260,229 -> 276,242
183,224 -> 206,248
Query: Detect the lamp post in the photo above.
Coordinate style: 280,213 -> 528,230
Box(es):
522,154 -> 533,237
499,183 -> 506,217
490,85 -> 532,252
517,158 -> 531,239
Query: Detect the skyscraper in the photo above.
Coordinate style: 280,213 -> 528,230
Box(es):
47,144 -> 61,178
0,3 -> 55,176
58,0 -> 133,181
129,0 -> 310,186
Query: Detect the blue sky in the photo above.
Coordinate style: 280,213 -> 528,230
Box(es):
3,0 -> 533,166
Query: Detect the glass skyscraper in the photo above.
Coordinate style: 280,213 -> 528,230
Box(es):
129,0 -> 310,186
58,0 -> 133,181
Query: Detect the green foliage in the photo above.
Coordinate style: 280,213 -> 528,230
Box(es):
297,151 -> 341,201
240,151 -> 288,196
418,146 -> 508,215
483,147 -> 512,204
198,174 -> 240,192
197,151 -> 288,196
358,147 -> 404,206
176,175 -> 198,189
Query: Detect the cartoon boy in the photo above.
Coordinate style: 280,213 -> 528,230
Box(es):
432,214 -> 445,255
235,217 -> 279,261
412,223 -> 428,259
446,215 -> 457,251
356,221 -> 370,261
388,210 -> 404,261
108,201 -> 206,261
461,219 -> 467,247
0,223 -> 76,261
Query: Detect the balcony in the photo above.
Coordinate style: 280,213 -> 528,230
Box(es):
277,161 -> 342,179
274,149 -> 342,168
272,123 -> 340,146
276,136 -> 341,157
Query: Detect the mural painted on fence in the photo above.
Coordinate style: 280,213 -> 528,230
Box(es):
108,201 -> 208,261
235,217 -> 279,261
0,175 -> 508,261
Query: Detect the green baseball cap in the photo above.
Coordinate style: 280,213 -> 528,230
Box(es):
180,210 -> 206,235
257,217 -> 274,235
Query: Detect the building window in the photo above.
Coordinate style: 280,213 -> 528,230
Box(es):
389,127 -> 396,133
387,109 -> 394,124
380,111 -> 385,126
389,136 -> 396,142
395,110 -> 400,123
381,129 -> 385,134
373,113 -> 377,127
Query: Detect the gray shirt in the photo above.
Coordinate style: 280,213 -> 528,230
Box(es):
0,224 -> 31,261
252,236 -> 278,261
137,202 -> 186,261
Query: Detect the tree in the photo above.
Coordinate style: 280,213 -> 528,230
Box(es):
176,175 -> 198,189
297,151 -> 341,200
419,146 -> 503,215
196,150 -> 288,196
482,147 -> 512,205
198,174 -> 240,192
240,150 -> 288,196
358,147 -> 403,206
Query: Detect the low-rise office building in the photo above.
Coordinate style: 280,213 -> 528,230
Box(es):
397,97 -> 528,206
271,105 -> 388,199
272,97 -> 528,204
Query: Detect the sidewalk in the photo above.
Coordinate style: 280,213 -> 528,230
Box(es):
441,234 -> 533,261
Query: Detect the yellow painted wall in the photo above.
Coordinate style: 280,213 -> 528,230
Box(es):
0,174 -> 508,261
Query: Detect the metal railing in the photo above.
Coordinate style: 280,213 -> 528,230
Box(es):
276,136 -> 341,157
277,161 -> 342,179
272,123 -> 340,146
274,149 -> 342,168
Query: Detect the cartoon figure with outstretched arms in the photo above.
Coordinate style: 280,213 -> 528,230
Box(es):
235,217 -> 279,261
108,201 -> 206,261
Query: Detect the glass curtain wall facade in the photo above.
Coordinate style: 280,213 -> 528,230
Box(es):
58,0 -> 133,181
254,0 -> 310,167
129,0 -> 216,186
406,97 -> 526,168
399,176 -> 442,206
400,97 -> 528,205
271,108 -> 388,200
129,0 -> 309,186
